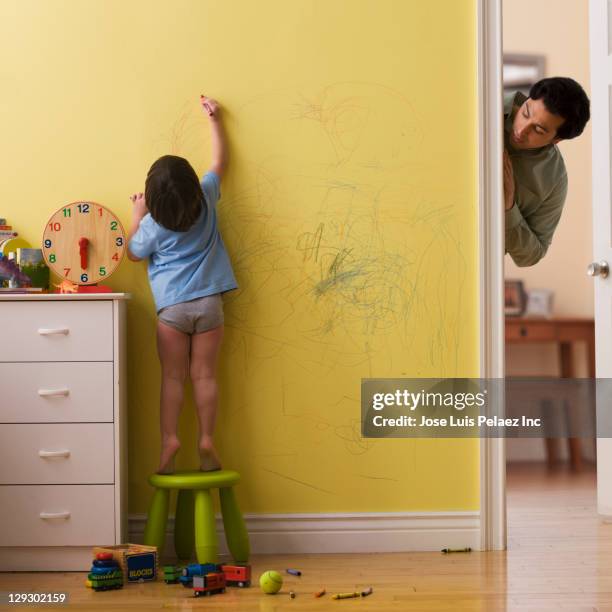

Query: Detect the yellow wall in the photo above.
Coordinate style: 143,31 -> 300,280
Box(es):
0,0 -> 479,514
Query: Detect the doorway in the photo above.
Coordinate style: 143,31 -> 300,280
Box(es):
503,0 -> 595,529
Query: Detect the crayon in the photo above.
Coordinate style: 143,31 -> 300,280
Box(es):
286,568 -> 301,576
441,547 -> 472,553
314,588 -> 326,598
200,95 -> 214,116
361,586 -> 373,597
289,591 -> 296,598
332,592 -> 360,600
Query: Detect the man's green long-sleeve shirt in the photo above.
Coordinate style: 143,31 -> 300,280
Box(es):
504,91 -> 568,267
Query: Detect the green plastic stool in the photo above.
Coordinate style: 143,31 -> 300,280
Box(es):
143,470 -> 250,564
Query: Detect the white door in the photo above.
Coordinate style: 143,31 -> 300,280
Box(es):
590,0 -> 612,517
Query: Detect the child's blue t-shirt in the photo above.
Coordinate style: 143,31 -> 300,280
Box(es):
129,171 -> 238,312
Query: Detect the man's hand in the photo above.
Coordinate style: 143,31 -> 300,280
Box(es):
130,192 -> 147,219
200,95 -> 220,120
503,149 -> 515,211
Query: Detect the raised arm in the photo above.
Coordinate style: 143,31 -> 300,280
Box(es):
126,192 -> 147,262
200,95 -> 227,180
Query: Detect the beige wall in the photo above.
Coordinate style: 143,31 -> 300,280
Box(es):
504,0 -> 592,383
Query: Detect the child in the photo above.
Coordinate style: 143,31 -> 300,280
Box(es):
127,95 -> 237,474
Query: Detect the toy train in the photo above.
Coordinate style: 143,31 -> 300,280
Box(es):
163,565 -> 183,584
193,573 -> 226,597
221,564 -> 251,587
163,563 -> 251,591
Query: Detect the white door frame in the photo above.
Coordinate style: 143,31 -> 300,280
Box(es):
477,0 -> 506,551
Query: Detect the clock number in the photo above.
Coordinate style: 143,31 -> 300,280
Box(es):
64,268 -> 71,276
44,239 -> 52,248
49,222 -> 61,232
112,253 -> 119,261
115,237 -> 123,247
62,208 -> 71,217
99,266 -> 106,276
81,273 -> 88,282
49,254 -> 56,263
77,203 -> 90,214
110,221 -> 118,231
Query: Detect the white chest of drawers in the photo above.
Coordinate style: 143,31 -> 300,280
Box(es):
0,294 -> 129,570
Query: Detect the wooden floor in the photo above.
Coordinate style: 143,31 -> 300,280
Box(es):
1,462 -> 609,611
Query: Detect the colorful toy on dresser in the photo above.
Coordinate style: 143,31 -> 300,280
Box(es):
0,218 -> 18,243
0,216 -> 50,291
0,254 -> 32,288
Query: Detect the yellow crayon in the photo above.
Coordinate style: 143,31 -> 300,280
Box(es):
332,592 -> 360,600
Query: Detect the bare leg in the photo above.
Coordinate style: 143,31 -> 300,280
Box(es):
157,321 -> 190,474
190,325 -> 224,471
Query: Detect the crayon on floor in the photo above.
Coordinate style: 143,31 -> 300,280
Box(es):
332,592 -> 360,600
441,547 -> 472,553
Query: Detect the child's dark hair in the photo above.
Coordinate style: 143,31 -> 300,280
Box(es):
529,77 -> 590,140
145,155 -> 204,231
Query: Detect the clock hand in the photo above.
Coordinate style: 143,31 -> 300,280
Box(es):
79,237 -> 89,270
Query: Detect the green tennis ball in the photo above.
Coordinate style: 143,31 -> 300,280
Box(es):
259,570 -> 283,594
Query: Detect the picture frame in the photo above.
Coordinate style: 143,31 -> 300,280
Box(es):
524,288 -> 554,318
503,53 -> 546,97
504,279 -> 526,316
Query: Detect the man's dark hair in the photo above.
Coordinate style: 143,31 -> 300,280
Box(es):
529,77 -> 590,140
145,155 -> 204,231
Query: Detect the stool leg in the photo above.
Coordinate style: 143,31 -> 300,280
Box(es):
219,487 -> 250,562
143,488 -> 169,557
193,489 -> 218,564
174,489 -> 194,561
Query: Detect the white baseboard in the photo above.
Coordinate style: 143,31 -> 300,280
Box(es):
129,511 -> 480,556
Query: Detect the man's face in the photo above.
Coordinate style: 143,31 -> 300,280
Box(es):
510,97 -> 565,149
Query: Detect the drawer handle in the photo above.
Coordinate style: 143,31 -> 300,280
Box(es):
39,449 -> 71,458
37,327 -> 70,336
39,511 -> 71,520
38,388 -> 70,397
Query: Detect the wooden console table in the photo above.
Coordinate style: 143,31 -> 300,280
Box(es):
505,317 -> 595,469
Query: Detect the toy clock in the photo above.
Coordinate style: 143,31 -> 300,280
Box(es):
42,201 -> 126,293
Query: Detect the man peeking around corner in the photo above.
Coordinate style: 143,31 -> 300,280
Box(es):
504,77 -> 590,267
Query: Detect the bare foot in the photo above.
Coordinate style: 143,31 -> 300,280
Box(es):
199,437 -> 222,472
158,436 -> 181,474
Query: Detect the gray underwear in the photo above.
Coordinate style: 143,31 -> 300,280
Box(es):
158,294 -> 224,335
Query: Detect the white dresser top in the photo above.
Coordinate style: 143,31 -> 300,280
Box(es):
0,293 -> 131,301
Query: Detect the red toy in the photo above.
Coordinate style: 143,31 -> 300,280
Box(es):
220,564 -> 251,588
193,572 -> 226,597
